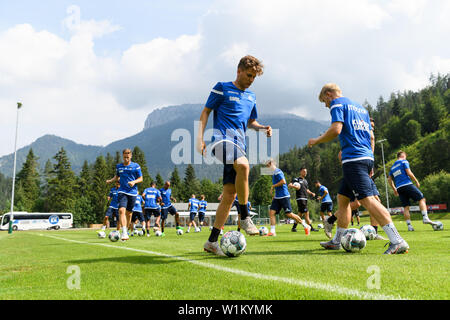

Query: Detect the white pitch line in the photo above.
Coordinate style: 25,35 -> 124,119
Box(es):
39,234 -> 407,300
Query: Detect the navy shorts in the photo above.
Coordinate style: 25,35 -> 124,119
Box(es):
198,211 -> 205,222
212,141 -> 246,185
118,193 -> 137,212
189,212 -> 197,221
320,202 -> 333,213
270,197 -> 292,215
296,199 -> 308,213
339,160 -> 375,201
161,205 -> 177,220
105,207 -> 118,218
144,208 -> 160,220
132,211 -> 145,223
371,180 -> 380,197
352,210 -> 361,217
397,184 -> 424,207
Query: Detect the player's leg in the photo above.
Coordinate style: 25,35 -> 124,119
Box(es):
268,209 -> 277,236
237,214 -> 241,232
321,194 -> 351,249
356,213 -> 360,226
286,212 -> 310,235
403,206 -> 414,231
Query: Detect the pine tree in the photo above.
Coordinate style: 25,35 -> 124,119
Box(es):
91,156 -> 110,223
14,149 -> 41,212
132,146 -> 152,190
170,167 -> 181,199
182,164 -> 201,201
156,173 -> 164,190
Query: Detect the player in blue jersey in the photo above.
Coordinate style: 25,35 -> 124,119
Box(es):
198,195 -> 207,231
315,181 -> 333,224
99,180 -> 120,233
142,181 -> 162,236
197,55 -> 272,255
106,148 -> 143,241
130,194 -> 145,236
160,181 -> 182,236
187,194 -> 200,233
388,151 -> 438,231
308,83 -> 408,254
266,159 -> 311,236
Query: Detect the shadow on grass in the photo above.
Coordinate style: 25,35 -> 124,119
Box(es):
65,255 -> 184,266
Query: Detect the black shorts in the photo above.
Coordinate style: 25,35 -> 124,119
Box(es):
270,197 -> 292,215
105,207 -> 118,218
144,208 -> 160,220
296,199 -> 308,213
198,211 -> 206,222
189,212 -> 197,221
118,193 -> 136,212
161,205 -> 177,220
212,141 -> 246,185
339,159 -> 375,201
132,211 -> 145,222
352,210 -> 361,217
397,184 -> 424,207
320,202 -> 333,213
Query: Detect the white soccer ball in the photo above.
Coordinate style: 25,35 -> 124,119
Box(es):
220,229 -> 224,235
209,226 -> 213,231
432,221 -> 444,231
153,227 -> 160,232
360,225 -> 377,240
293,182 -> 301,189
341,228 -> 366,252
177,229 -> 184,236
317,223 -> 324,229
97,231 -> 106,239
220,230 -> 247,257
259,226 -> 269,236
155,230 -> 162,237
195,227 -> 201,233
137,230 -> 144,236
108,230 -> 120,242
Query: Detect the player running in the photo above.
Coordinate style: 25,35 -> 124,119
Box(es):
289,167 -> 318,232
142,181 -> 162,236
198,195 -> 207,231
99,180 -> 120,233
197,55 -> 272,256
187,194 -> 200,233
267,159 -> 310,236
160,181 -> 182,236
106,149 -> 143,241
388,151 -> 438,231
308,83 -> 408,254
315,180 -> 333,224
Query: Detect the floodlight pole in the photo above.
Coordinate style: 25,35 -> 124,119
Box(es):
9,102 -> 22,234
377,139 -> 389,210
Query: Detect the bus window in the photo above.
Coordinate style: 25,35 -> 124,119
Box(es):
2,215 -> 10,226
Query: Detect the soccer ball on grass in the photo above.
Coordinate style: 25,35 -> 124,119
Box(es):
155,230 -> 162,237
220,231 -> 246,257
360,225 -> 376,240
259,226 -> 269,236
176,229 -> 184,235
341,228 -> 366,252
432,221 -> 444,231
97,231 -> 106,239
108,230 -> 120,242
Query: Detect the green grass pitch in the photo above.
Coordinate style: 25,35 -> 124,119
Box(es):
0,214 -> 449,300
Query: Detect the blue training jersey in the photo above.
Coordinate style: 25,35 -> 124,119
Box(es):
199,200 -> 207,212
205,81 -> 258,153
272,168 -> 290,199
189,198 -> 200,212
143,187 -> 161,209
318,185 -> 332,203
389,159 -> 413,189
330,97 -> 373,164
116,162 -> 142,196
108,187 -> 119,209
160,188 -> 172,209
133,195 -> 143,212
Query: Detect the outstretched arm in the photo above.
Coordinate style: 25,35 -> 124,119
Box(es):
248,119 -> 272,137
308,122 -> 343,147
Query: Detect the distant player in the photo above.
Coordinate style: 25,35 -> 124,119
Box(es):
388,151 -> 438,231
142,181 -> 162,236
315,180 -> 333,224
99,180 -> 120,232
197,55 -> 272,255
187,194 -> 200,233
160,181 -> 182,236
130,194 -> 145,235
106,149 -> 143,241
198,195 -> 208,230
290,167 -> 318,232
309,83 -> 408,254
350,199 -> 361,226
267,159 -> 311,236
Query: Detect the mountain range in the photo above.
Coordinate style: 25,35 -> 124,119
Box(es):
0,104 -> 328,181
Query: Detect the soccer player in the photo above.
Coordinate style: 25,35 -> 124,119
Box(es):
99,180 -> 120,232
160,181 -> 182,236
106,149 -> 143,241
308,83 -> 408,254
142,181 -> 162,236
198,195 -> 208,230
290,167 -> 318,232
267,159 -> 311,236
187,194 -> 200,233
350,199 -> 361,226
197,55 -> 272,255
315,180 -> 333,224
130,193 -> 145,235
388,151 -> 438,231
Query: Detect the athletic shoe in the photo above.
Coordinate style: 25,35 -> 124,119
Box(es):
383,240 -> 409,254
146,232 -> 150,237
291,228 -> 298,232
320,240 -> 341,250
240,217 -> 259,236
304,225 -> 311,236
422,219 -> 434,225
310,227 -> 319,232
267,232 -> 276,237
121,233 -> 129,241
176,226 -> 184,231
373,233 -> 387,241
324,218 -> 333,239
407,225 -> 415,231
186,229 -> 190,233
203,241 -> 225,256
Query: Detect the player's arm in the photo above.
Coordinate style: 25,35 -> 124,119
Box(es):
171,196 -> 177,203
197,107 -> 213,155
387,175 -> 399,196
308,122 -> 343,147
370,130 -> 375,153
319,189 -> 328,201
272,178 -> 286,189
106,175 -> 119,184
405,168 -> 420,188
247,119 -> 272,137
128,175 -> 143,187
306,188 -> 316,198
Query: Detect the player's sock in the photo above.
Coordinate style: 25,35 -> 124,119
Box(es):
382,223 -> 403,245
421,210 -> 430,221
237,227 -> 240,232
208,227 -> 221,243
406,219 -> 412,225
122,226 -> 128,235
301,221 -> 308,229
101,225 -> 106,230
332,227 -> 346,244
270,226 -> 276,234
328,214 -> 337,224
372,226 -> 378,233
292,223 -> 298,230
239,204 -> 249,220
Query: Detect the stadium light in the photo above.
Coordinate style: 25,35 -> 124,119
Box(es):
377,139 -> 389,210
9,102 -> 22,234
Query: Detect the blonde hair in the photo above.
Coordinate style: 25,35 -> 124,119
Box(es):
319,83 -> 342,103
265,158 -> 277,167
238,55 -> 264,76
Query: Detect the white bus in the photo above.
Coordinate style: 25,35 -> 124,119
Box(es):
0,212 -> 73,231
